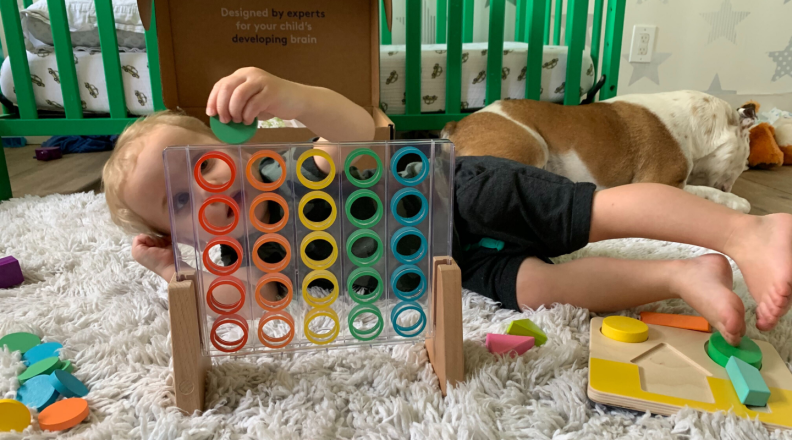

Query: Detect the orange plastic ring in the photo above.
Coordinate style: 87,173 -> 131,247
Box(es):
249,193 -> 290,233
194,151 -> 236,193
258,311 -> 295,348
206,276 -> 246,315
246,150 -> 287,191
203,236 -> 243,276
252,234 -> 291,273
255,273 -> 293,311
198,195 -> 240,235
210,314 -> 249,352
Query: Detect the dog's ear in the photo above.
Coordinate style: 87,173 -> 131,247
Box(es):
738,100 -> 759,127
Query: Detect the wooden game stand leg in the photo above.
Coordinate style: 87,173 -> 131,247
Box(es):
425,257 -> 465,396
168,272 -> 210,414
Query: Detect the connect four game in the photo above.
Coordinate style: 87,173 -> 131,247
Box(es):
164,140 -> 455,357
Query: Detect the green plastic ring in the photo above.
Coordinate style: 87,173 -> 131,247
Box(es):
344,149 -> 383,188
345,189 -> 383,229
346,229 -> 383,267
347,267 -> 383,304
348,304 -> 384,341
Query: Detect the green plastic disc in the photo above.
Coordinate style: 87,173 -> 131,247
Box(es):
18,357 -> 62,384
707,332 -> 762,369
0,332 -> 41,354
59,360 -> 74,373
210,116 -> 258,144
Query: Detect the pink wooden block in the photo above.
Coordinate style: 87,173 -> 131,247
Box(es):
485,333 -> 535,357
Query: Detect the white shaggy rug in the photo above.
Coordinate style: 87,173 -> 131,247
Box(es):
1,192 -> 792,440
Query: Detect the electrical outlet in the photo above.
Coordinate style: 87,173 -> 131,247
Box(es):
629,25 -> 657,63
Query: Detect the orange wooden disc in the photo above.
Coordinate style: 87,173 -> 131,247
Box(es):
38,398 -> 89,431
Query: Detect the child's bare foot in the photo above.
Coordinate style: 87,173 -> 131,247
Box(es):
724,213 -> 792,331
672,254 -> 745,345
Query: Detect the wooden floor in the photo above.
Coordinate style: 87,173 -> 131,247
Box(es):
3,146 -> 792,215
4,144 -> 112,197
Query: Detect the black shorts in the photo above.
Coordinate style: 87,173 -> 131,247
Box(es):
451,156 -> 596,311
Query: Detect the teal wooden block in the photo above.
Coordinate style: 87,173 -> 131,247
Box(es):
726,356 -> 771,407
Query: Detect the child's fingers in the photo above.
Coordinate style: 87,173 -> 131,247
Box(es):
215,77 -> 246,124
229,80 -> 263,124
206,82 -> 220,117
241,92 -> 270,125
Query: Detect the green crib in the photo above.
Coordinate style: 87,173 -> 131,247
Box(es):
0,0 -> 164,201
381,0 -> 627,130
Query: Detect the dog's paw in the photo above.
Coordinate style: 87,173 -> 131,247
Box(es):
725,194 -> 751,213
684,185 -> 752,213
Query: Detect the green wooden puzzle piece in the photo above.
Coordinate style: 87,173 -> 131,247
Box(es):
726,356 -> 771,406
0,332 -> 40,354
210,116 -> 258,144
18,357 -> 62,384
506,318 -> 547,346
59,360 -> 73,373
707,332 -> 762,369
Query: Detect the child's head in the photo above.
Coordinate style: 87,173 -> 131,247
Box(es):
103,111 -> 222,236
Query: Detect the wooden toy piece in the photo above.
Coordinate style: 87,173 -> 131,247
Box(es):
505,318 -> 547,346
485,334 -> 535,357
726,356 -> 771,406
22,341 -> 63,366
18,357 -> 62,384
38,398 -> 89,431
425,257 -> 464,396
16,375 -> 59,411
0,332 -> 40,354
639,311 -> 711,332
210,116 -> 259,144
34,147 -> 63,161
49,369 -> 89,398
587,316 -> 792,430
0,399 -> 30,433
601,316 -> 649,343
59,360 -> 74,373
707,332 -> 762,369
0,256 -> 24,289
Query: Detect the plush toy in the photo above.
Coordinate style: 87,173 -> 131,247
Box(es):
775,118 -> 792,165
748,122 -> 784,169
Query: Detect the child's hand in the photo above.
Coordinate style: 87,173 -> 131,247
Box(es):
131,234 -> 175,280
206,67 -> 306,125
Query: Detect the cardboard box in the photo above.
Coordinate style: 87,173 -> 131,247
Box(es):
137,0 -> 394,142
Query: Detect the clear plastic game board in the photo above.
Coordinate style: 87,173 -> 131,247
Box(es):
164,140 -> 455,357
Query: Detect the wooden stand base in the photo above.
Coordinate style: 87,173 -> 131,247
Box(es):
167,257 -> 464,414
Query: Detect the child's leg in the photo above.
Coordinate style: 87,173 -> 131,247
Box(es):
516,254 -> 746,344
589,183 -> 792,331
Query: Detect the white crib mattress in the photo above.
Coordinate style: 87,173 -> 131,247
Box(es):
379,42 -> 596,115
0,50 -> 153,116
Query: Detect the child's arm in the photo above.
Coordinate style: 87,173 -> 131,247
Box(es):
206,67 -> 375,142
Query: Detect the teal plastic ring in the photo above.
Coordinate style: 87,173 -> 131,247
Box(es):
390,264 -> 426,301
346,229 -> 383,267
348,304 -> 384,341
391,147 -> 429,187
344,148 -> 383,188
391,188 -> 428,226
391,227 -> 427,265
347,267 -> 384,304
345,189 -> 383,229
391,301 -> 427,337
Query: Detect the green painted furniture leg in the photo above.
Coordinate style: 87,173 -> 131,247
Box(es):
485,0 -> 505,106
96,0 -> 127,118
563,0 -> 588,105
405,0 -> 422,115
525,0 -> 546,100
553,0 -> 563,44
446,0 -> 463,114
437,0 -> 448,44
0,146 -> 11,201
463,0 -> 474,43
380,0 -> 392,44
590,0 -> 605,82
47,0 -> 83,119
599,0 -> 626,100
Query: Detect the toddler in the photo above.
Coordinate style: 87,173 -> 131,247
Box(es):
103,67 -> 792,346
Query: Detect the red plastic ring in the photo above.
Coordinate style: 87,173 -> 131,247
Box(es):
203,236 -> 243,276
198,195 -> 240,235
210,314 -> 249,352
249,193 -> 289,233
206,276 -> 246,315
255,273 -> 293,311
252,234 -> 291,273
258,311 -> 295,348
194,151 -> 236,193
246,150 -> 287,191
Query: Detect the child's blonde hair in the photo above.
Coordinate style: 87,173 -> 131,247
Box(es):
102,110 -> 215,235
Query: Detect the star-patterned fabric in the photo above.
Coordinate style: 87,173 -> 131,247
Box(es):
700,0 -> 750,45
769,37 -> 792,82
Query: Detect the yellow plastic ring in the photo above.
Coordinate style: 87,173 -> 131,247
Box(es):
304,307 -> 340,345
302,270 -> 339,308
298,191 -> 337,231
296,150 -> 335,190
300,231 -> 338,270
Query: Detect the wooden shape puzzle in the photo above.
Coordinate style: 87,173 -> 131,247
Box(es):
707,332 -> 763,369
727,356 -> 771,407
588,316 -> 792,430
639,311 -> 711,332
486,334 -> 535,357
505,318 -> 547,346
601,316 -> 648,343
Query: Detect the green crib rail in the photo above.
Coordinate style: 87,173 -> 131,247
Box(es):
0,0 -> 164,201
385,0 -> 626,131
